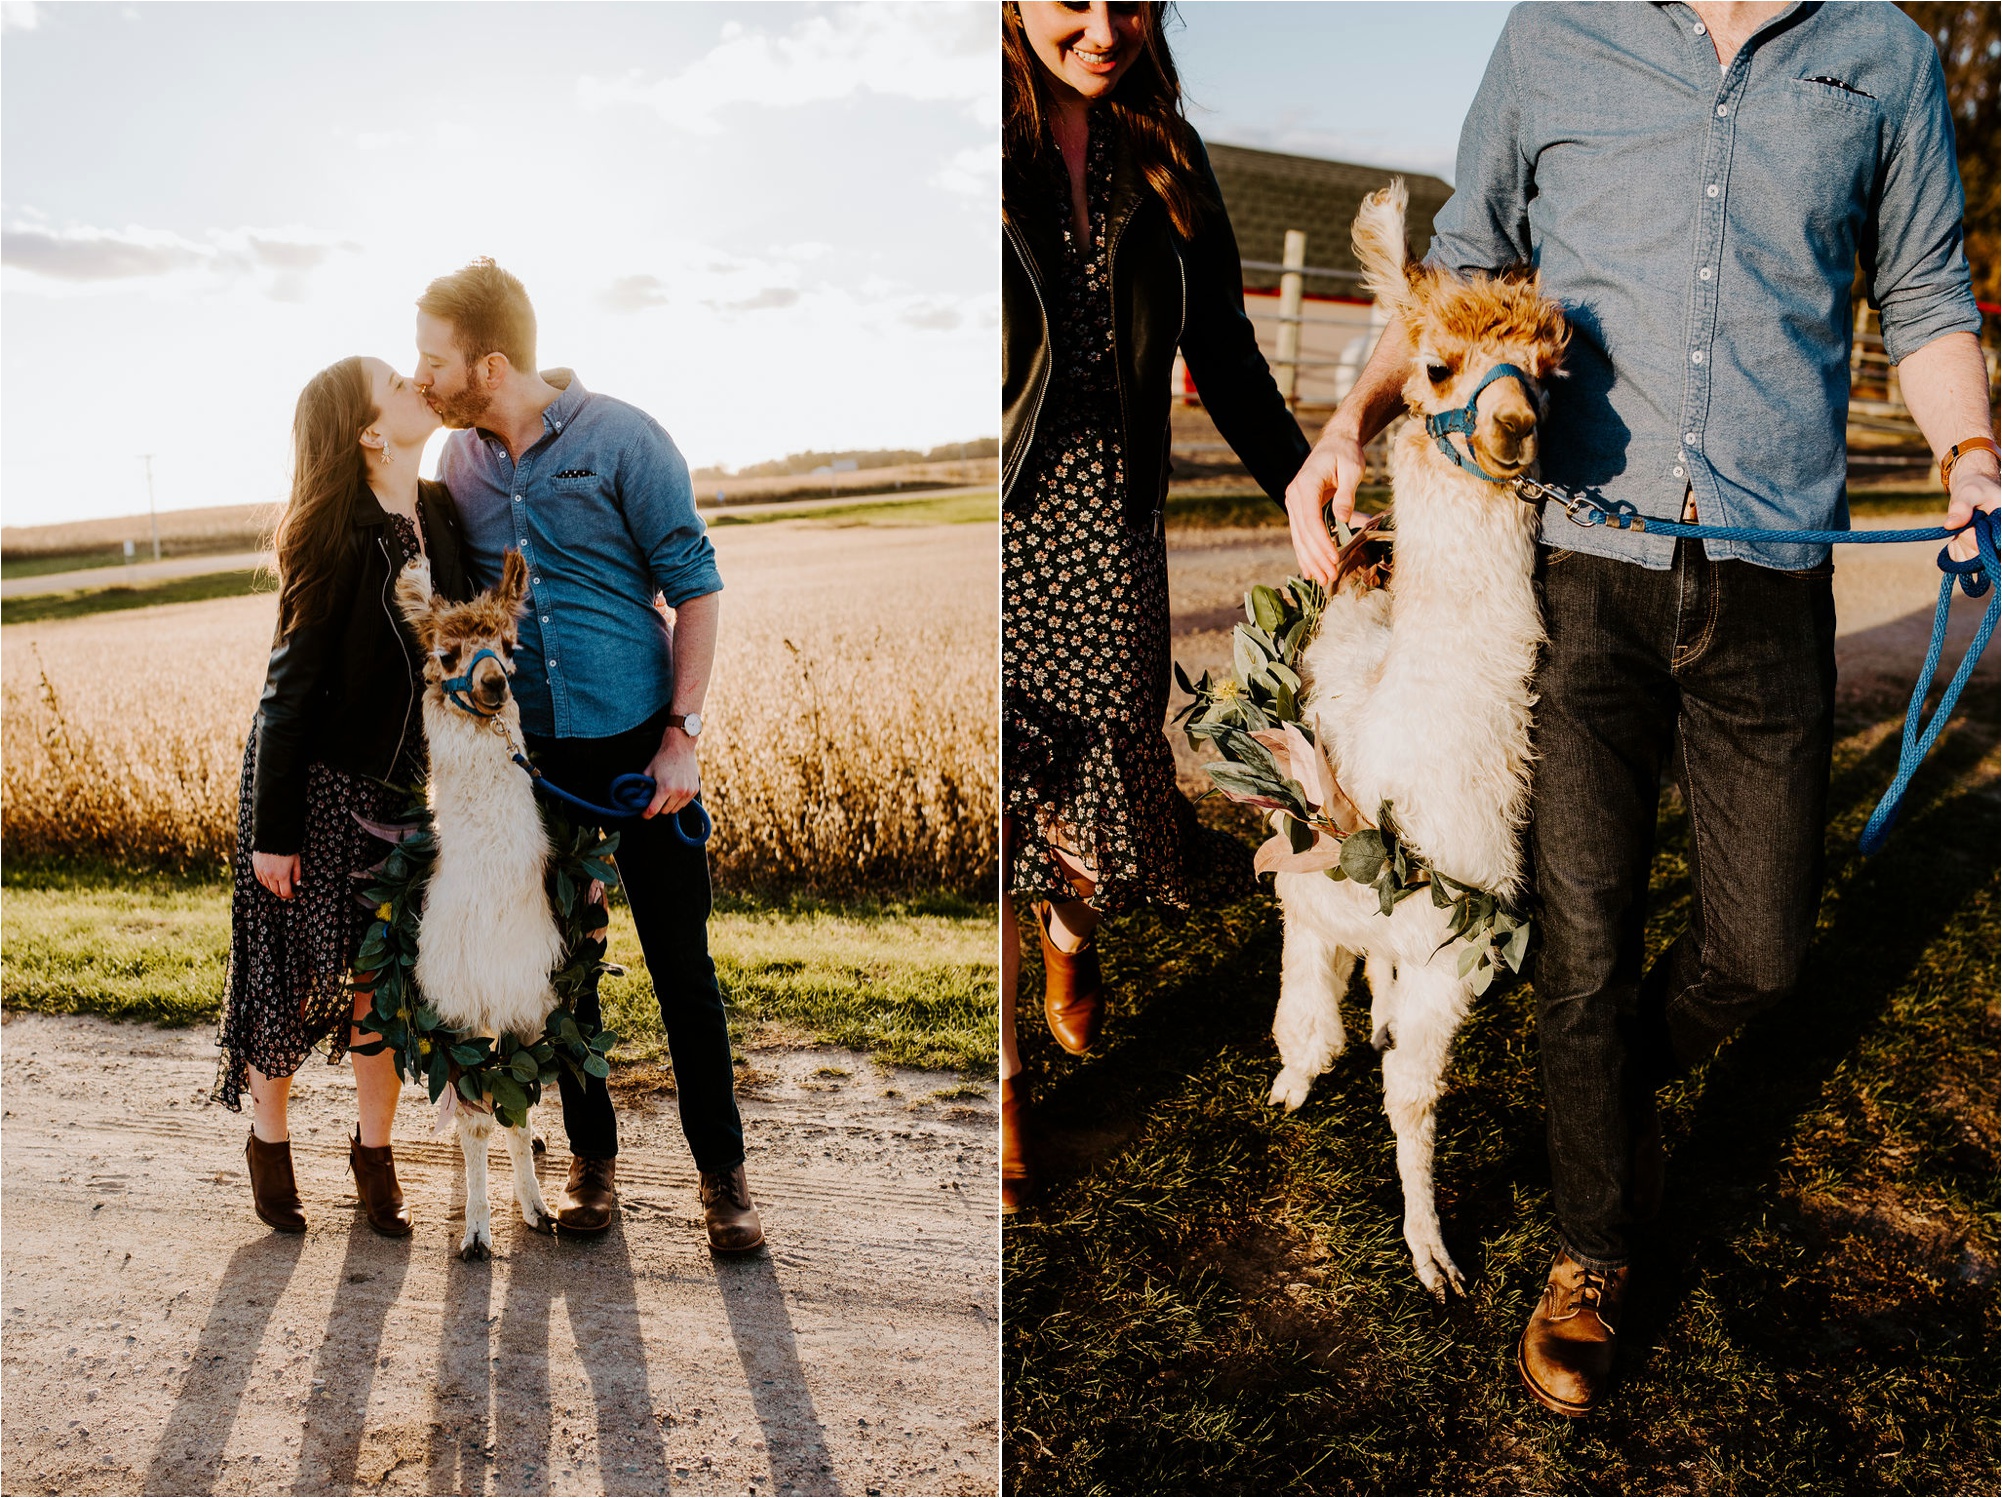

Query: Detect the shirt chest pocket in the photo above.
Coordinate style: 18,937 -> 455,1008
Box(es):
1736,78 -> 1883,270
548,469 -> 608,502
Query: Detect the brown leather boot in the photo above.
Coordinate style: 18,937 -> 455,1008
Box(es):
1518,1249 -> 1630,1417
348,1130 -> 412,1237
1001,1076 -> 1031,1215
700,1164 -> 765,1252
246,1128 -> 306,1234
556,1155 -> 618,1234
1038,903 -> 1103,1056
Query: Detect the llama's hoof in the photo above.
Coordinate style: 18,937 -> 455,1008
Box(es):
1409,1241 -> 1466,1302
518,1199 -> 554,1233
1267,1067 -> 1316,1113
458,1229 -> 493,1261
530,1131 -> 547,1155
1371,1021 -> 1394,1053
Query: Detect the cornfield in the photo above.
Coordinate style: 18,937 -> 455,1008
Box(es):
1,521 -> 997,897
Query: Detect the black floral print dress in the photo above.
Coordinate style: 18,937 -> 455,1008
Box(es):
1004,120 -> 1214,914
214,513 -> 428,1110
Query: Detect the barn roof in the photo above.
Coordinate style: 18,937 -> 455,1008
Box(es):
1203,142 -> 1455,296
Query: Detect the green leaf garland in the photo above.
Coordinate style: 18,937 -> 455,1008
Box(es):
1172,569 -> 1532,979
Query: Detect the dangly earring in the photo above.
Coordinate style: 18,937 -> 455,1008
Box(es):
371,434 -> 391,466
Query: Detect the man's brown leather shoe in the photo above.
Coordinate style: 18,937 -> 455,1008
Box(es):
348,1130 -> 412,1237
556,1155 -> 617,1234
246,1129 -> 306,1234
700,1164 -> 765,1252
1518,1250 -> 1630,1417
1037,903 -> 1103,1055
1001,1076 -> 1030,1215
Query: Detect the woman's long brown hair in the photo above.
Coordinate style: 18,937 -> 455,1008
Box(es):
1001,1 -> 1214,238
271,356 -> 374,637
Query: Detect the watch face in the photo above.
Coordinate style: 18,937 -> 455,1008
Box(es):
682,712 -> 703,737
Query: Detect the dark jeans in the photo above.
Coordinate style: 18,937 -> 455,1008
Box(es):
1530,542 -> 1836,1269
524,706 -> 744,1175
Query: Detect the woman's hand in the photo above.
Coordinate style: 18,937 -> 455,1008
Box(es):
1284,423 -> 1367,585
252,851 -> 302,900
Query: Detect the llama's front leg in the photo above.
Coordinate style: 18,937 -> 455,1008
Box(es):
504,1114 -> 552,1231
1366,949 -> 1395,1052
1268,905 -> 1355,1112
457,1109 -> 497,1260
1378,962 -> 1470,1300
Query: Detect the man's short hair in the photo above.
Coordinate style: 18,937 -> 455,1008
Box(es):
418,257 -> 536,373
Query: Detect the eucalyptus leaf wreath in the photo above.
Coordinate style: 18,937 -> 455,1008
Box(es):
1171,558 -> 1531,995
347,795 -> 622,1127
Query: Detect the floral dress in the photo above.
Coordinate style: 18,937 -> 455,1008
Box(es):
214,513 -> 428,1110
1003,119 -> 1216,914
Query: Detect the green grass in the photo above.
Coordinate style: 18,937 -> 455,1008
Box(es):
706,489 -> 996,528
0,568 -> 273,624
0,546 -> 134,580
1004,698 -> 1999,1494
0,865 -> 996,1076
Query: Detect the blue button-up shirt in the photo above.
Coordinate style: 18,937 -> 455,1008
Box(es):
1431,1 -> 1981,570
441,372 -> 723,738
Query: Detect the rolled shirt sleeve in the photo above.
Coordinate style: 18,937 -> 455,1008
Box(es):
619,418 -> 723,607
1869,46 -> 1983,364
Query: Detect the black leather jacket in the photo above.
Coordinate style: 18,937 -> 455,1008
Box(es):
251,480 -> 472,855
1003,127 -> 1309,530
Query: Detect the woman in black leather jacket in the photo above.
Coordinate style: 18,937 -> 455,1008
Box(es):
1001,1 -> 1310,1211
216,354 -> 472,1236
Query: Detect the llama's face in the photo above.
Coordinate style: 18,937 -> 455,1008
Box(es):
396,550 -> 530,714
1404,272 -> 1569,484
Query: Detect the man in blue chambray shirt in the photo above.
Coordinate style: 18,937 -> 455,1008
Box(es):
414,259 -> 763,1253
1284,3 -> 1999,1415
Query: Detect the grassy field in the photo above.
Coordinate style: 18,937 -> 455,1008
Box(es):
707,488 -> 996,528
0,862 -> 996,1076
0,569 -> 274,625
1004,693 -> 1999,1494
1,514 -> 996,897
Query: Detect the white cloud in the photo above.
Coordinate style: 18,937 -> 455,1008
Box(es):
579,4 -> 995,135
2,218 -> 357,296
901,301 -> 961,332
2,2 -> 40,33
705,286 -> 801,314
601,273 -> 670,312
932,144 -> 997,197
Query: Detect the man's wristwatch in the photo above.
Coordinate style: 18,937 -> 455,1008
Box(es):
1939,436 -> 2000,492
667,712 -> 703,738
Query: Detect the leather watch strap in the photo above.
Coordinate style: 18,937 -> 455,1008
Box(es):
1939,436 -> 2000,492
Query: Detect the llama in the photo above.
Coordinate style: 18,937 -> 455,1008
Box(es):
1266,180 -> 1569,1298
397,549 -> 565,1259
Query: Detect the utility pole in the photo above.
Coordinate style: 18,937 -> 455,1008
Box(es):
140,454 -> 160,561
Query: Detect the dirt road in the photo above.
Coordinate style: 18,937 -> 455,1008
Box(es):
0,1015 -> 998,1496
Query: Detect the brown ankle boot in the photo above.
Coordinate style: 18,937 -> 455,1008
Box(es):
246,1128 -> 306,1234
348,1130 -> 412,1237
1518,1249 -> 1630,1416
1001,1076 -> 1031,1215
700,1164 -> 765,1252
556,1156 -> 618,1234
1038,904 -> 1103,1055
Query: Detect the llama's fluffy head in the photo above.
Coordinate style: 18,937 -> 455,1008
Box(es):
396,549 -> 530,713
1354,178 -> 1570,485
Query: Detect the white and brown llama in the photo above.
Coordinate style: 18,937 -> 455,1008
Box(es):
397,549 -> 565,1259
1267,180 -> 1569,1298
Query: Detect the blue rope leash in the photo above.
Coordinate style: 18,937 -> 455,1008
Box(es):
510,753 -> 712,847
1536,484 -> 1998,854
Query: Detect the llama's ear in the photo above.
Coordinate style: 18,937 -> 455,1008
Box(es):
395,558 -> 440,641
1352,178 -> 1416,315
495,547 -> 530,616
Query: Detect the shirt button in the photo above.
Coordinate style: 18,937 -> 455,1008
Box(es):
1685,432 -> 1699,445
541,615 -> 550,623
1693,20 -> 1706,33
1716,103 -> 1729,117
1699,266 -> 1713,280
513,494 -> 523,503
1707,184 -> 1719,198
531,576 -> 541,585
1691,350 -> 1705,364
1673,467 -> 1686,478
548,659 -> 557,668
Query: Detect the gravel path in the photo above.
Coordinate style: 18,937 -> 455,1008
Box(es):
0,1015 -> 998,1497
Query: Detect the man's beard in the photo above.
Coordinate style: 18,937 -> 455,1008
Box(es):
430,382 -> 493,431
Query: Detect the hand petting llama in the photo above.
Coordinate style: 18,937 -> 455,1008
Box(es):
1267,179 -> 1570,1298
397,549 -> 565,1259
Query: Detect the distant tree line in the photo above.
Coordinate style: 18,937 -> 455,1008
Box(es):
692,437 -> 998,482
1899,1 -> 1998,303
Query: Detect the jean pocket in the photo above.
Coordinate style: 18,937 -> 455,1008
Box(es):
1778,559 -> 1835,582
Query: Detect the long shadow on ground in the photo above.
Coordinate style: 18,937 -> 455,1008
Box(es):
1004,703 -> 1999,1497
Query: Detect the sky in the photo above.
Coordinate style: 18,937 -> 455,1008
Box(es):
1172,1 -> 1514,184
1,1 -> 997,526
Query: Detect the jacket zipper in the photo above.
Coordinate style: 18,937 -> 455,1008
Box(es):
1004,218 -> 1054,502
379,534 -> 416,777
